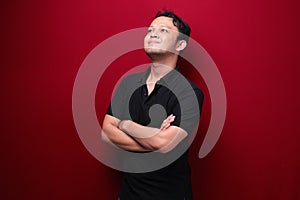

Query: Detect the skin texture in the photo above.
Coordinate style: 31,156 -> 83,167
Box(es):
102,16 -> 188,153
144,17 -> 180,55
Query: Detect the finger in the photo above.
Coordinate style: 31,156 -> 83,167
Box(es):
165,123 -> 170,129
161,123 -> 170,130
160,122 -> 167,129
167,115 -> 175,122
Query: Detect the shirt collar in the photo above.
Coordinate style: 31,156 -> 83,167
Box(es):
138,65 -> 181,87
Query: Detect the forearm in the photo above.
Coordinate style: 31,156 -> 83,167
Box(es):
102,115 -> 150,152
119,120 -> 160,138
119,120 -> 185,151
119,120 -> 161,150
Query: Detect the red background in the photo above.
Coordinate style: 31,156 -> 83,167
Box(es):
1,0 -> 300,199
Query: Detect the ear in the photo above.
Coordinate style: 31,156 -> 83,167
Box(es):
175,40 -> 187,52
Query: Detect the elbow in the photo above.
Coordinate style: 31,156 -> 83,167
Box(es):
155,129 -> 188,153
101,130 -> 109,143
101,123 -> 111,143
150,139 -> 172,153
158,143 -> 173,154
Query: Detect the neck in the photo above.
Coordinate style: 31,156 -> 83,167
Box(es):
147,54 -> 178,82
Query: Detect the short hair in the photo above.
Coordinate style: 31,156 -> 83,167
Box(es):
154,10 -> 191,43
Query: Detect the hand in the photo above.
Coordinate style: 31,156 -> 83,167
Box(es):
160,114 -> 175,130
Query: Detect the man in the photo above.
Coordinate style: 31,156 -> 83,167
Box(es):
102,11 -> 203,200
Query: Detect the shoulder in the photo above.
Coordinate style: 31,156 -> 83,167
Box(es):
186,80 -> 204,110
117,72 -> 145,88
188,80 -> 204,99
125,72 -> 143,81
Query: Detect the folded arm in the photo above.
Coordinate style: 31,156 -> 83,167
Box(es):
102,114 -> 186,153
102,114 -> 151,152
119,115 -> 188,153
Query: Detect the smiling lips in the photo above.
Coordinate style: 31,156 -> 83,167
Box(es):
148,40 -> 160,45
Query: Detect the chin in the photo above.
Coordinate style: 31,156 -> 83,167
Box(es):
145,47 -> 167,54
145,50 -> 165,59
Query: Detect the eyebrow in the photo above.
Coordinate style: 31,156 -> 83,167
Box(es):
149,24 -> 172,29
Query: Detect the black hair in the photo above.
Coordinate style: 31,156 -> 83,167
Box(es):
154,10 -> 191,43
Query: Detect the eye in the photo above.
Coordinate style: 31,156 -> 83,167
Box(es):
147,28 -> 153,33
161,28 -> 168,33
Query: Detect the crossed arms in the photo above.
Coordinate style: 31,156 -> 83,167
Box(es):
102,114 -> 188,153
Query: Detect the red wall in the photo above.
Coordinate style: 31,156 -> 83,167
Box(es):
1,0 -> 299,199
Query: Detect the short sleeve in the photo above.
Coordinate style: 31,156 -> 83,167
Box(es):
106,77 -> 128,119
106,74 -> 142,120
171,81 -> 204,135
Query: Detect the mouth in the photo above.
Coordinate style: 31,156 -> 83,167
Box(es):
148,40 -> 160,45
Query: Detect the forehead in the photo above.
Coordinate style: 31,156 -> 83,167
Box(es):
149,16 -> 178,31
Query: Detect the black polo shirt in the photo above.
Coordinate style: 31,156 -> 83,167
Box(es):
107,66 -> 203,200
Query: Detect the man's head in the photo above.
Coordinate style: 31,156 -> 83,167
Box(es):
144,11 -> 191,57
155,11 -> 191,43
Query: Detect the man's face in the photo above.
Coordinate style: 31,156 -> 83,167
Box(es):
144,16 -> 180,55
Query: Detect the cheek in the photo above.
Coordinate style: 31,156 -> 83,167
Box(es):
144,35 -> 150,43
143,36 -> 148,47
163,37 -> 176,48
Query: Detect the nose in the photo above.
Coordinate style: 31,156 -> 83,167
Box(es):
150,29 -> 159,38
